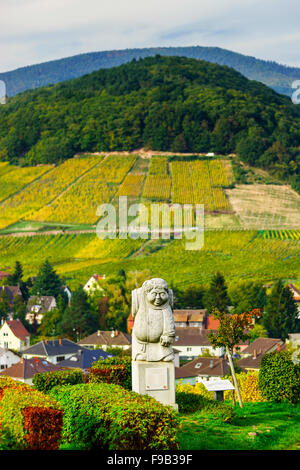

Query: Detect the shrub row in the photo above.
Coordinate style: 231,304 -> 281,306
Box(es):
32,368 -> 84,393
259,351 -> 300,404
89,356 -> 132,390
175,391 -> 235,423
0,378 -> 63,450
49,382 -> 180,450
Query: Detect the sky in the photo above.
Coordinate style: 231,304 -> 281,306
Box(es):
1,0 -> 300,72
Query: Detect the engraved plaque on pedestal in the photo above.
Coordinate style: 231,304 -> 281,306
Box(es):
145,367 -> 169,391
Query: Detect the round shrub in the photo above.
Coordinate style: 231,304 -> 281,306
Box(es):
259,351 -> 300,404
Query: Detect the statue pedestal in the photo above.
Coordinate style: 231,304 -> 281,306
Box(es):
132,360 -> 178,411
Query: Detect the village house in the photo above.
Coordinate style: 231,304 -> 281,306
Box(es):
83,274 -> 106,295
288,283 -> 300,315
0,357 -> 65,385
173,327 -> 224,359
0,346 -> 20,371
173,309 -> 207,328
78,329 -> 132,351
175,356 -> 230,385
58,348 -> 113,373
0,319 -> 30,352
25,295 -> 57,325
237,337 -> 285,372
0,271 -> 10,283
22,338 -> 87,364
286,333 -> 300,348
127,309 -> 220,334
1,285 -> 23,306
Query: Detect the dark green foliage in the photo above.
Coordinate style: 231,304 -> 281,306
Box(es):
7,261 -> 23,286
32,369 -> 84,393
176,391 -> 235,422
58,286 -> 98,341
262,280 -> 298,340
89,356 -> 131,390
229,280 -> 267,314
204,272 -> 230,314
49,382 -> 180,450
31,259 -> 63,299
0,56 -> 299,188
172,284 -> 205,309
259,351 -> 300,404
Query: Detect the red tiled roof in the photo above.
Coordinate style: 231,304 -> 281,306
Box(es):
6,319 -> 30,340
0,357 -> 64,380
93,274 -> 105,281
0,271 -> 9,278
173,310 -> 206,323
205,315 -> 221,330
174,327 -> 216,347
175,357 -> 229,379
78,330 -> 132,347
288,284 -> 300,301
240,337 -> 283,356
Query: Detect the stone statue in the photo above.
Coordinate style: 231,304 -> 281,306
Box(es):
131,278 -> 176,362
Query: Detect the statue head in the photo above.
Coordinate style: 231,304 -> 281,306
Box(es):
142,278 -> 171,308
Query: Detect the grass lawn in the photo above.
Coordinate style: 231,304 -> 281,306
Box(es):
179,402 -> 300,451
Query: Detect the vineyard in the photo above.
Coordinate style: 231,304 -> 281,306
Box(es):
170,160 -> 232,211
0,155 -> 103,229
0,165 -> 52,203
259,229 -> 300,241
0,230 -> 299,291
0,154 -> 299,233
23,155 -> 136,225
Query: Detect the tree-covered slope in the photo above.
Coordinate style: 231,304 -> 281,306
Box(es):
0,46 -> 299,97
0,56 -> 299,189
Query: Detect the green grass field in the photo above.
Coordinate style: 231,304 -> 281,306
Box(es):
179,402 -> 300,450
0,229 -> 299,290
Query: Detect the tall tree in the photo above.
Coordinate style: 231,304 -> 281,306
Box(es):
0,289 -> 10,320
31,260 -> 63,299
59,287 -> 97,341
38,294 -> 67,338
7,261 -> 23,286
262,280 -> 298,340
204,272 -> 230,314
229,280 -> 267,314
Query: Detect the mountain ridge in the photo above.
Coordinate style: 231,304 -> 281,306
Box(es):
0,55 -> 299,194
1,45 -> 299,97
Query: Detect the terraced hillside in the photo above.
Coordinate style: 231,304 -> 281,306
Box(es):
0,230 -> 299,291
0,152 -> 299,233
0,152 -> 299,291
0,153 -> 235,231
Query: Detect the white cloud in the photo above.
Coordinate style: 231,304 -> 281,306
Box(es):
0,0 -> 300,71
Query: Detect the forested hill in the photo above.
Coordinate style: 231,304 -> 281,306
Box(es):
1,46 -> 299,97
0,56 -> 299,191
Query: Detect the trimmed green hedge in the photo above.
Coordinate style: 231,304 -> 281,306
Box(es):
89,356 -> 131,390
32,369 -> 84,393
176,391 -> 235,423
259,351 -> 300,404
0,386 -> 63,450
49,382 -> 179,450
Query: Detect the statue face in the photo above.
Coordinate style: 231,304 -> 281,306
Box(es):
146,287 -> 169,307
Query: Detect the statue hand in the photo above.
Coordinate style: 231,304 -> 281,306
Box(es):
160,335 -> 172,347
